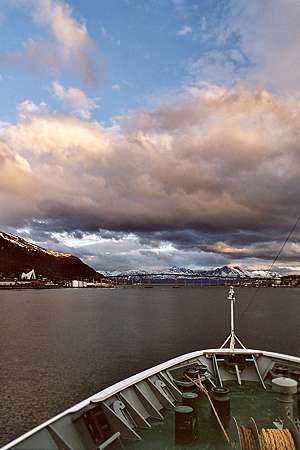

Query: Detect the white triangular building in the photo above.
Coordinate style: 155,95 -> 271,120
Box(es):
21,269 -> 36,280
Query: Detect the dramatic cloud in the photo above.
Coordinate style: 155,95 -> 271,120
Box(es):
0,140 -> 38,226
0,0 -> 103,85
52,81 -> 97,119
1,83 -> 300,270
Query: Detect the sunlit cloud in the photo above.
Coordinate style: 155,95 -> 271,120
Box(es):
52,81 -> 97,119
1,0 -> 300,272
1,83 -> 300,270
17,100 -> 49,120
0,0 -> 104,85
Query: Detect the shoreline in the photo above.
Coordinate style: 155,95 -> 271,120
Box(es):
0,284 -> 297,290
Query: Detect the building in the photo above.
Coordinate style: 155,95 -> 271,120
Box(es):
21,269 -> 36,281
0,279 -> 16,287
71,279 -> 114,288
71,280 -> 88,288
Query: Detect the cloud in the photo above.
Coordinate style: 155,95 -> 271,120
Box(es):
2,0 -> 300,271
0,140 -> 37,226
112,84 -> 121,91
197,0 -> 300,94
183,0 -> 300,97
0,38 -> 59,76
188,50 -> 247,86
0,0 -> 104,85
227,0 -> 300,92
12,228 -> 228,272
101,26 -> 108,38
177,25 -> 192,36
0,120 -> 11,129
100,26 -> 115,43
17,100 -> 49,120
1,83 -> 300,271
52,81 -> 97,119
201,241 -> 300,262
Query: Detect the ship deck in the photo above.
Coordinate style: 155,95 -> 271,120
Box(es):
2,349 -> 300,450
126,380 -> 276,450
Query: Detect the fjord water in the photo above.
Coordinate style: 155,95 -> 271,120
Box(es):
0,287 -> 299,446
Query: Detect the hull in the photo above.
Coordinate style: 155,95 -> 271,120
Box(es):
2,348 -> 300,450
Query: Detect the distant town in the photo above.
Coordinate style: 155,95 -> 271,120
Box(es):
109,273 -> 299,288
0,268 -> 114,289
1,266 -> 299,289
1,231 -> 299,290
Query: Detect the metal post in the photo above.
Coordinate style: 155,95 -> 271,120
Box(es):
229,286 -> 235,350
220,286 -> 246,349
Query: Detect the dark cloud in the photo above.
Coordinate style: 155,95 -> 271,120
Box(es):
1,84 -> 300,270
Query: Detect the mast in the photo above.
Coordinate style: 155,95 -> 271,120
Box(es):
220,286 -> 246,350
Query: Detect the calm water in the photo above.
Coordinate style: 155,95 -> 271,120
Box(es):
0,287 -> 299,446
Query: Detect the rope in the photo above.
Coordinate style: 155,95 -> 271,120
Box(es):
240,214 -> 300,317
260,428 -> 296,450
185,374 -> 230,444
240,426 -> 256,450
239,427 -> 296,450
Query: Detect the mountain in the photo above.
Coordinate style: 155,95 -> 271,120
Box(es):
104,265 -> 278,279
0,231 -> 103,281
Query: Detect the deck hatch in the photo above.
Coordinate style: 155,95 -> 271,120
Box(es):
81,404 -> 113,446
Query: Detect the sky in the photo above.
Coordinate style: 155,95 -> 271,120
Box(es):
1,0 -> 300,274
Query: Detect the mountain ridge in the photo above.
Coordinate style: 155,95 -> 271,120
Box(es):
0,231 -> 103,281
103,265 -> 279,279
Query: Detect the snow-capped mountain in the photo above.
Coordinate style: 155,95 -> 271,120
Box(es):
105,265 -> 278,279
0,232 -> 72,258
102,269 -> 150,277
0,231 -> 103,281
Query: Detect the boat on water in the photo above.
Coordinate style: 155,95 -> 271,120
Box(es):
2,286 -> 300,450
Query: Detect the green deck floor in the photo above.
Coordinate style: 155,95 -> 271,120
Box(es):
126,381 -> 277,450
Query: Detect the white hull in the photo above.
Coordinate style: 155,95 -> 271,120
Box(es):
2,347 -> 300,450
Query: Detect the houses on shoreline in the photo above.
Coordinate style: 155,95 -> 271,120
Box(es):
0,268 -> 114,289
1,267 -> 299,289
